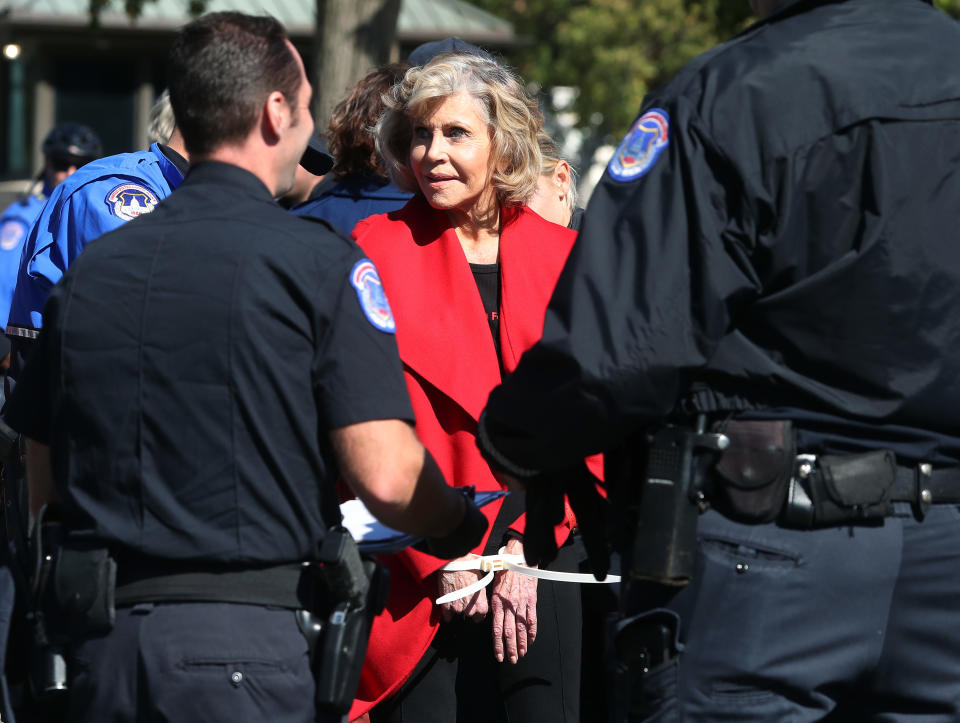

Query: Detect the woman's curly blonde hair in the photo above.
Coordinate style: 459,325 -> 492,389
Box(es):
375,53 -> 544,208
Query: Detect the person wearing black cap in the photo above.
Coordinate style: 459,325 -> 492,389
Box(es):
0,123 -> 102,332
407,36 -> 492,67
477,0 -> 960,720
5,11 -> 487,723
292,64 -> 412,235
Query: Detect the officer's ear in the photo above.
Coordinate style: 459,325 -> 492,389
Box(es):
262,90 -> 290,142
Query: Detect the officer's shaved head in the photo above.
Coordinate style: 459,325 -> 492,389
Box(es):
168,12 -> 301,157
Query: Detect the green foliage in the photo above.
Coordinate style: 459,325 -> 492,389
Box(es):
935,0 -> 960,18
473,0 -> 754,139
479,0 -> 960,140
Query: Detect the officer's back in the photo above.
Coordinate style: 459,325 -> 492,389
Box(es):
665,0 -> 960,462
55,164 -> 364,561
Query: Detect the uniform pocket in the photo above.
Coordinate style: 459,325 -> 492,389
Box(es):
698,533 -> 803,574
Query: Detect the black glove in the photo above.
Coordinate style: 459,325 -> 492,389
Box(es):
523,462 -> 610,580
419,489 -> 489,560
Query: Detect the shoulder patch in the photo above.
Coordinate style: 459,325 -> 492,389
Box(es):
105,183 -> 159,221
0,220 -> 25,251
0,221 -> 26,251
350,259 -> 396,333
607,108 -> 670,183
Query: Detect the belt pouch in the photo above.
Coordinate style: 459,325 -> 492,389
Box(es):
713,420 -> 794,523
806,450 -> 896,526
52,542 -> 116,638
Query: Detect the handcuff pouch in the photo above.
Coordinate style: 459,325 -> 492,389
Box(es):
712,420 -> 794,523
802,450 -> 895,526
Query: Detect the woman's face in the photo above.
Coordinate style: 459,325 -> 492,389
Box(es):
409,91 -> 496,220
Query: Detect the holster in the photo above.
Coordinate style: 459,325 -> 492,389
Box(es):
27,507 -> 72,700
309,528 -> 389,718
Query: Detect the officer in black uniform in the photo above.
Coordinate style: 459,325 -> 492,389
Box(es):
5,12 -> 486,723
477,1 -> 960,720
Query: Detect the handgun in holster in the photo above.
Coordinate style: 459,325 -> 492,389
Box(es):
300,527 -> 389,720
26,504 -> 69,702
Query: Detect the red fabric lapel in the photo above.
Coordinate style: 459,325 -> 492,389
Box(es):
355,196 -> 502,422
499,205 -> 578,373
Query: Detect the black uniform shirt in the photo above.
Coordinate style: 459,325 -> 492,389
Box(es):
484,0 -> 960,470
7,161 -> 413,564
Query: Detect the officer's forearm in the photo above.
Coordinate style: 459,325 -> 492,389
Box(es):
331,420 -> 466,538
25,438 -> 58,517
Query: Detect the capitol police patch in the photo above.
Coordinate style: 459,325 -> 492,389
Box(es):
350,259 -> 396,333
105,183 -> 159,221
0,221 -> 25,251
608,108 -> 670,183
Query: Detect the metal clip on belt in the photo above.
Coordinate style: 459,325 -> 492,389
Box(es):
435,547 -> 620,605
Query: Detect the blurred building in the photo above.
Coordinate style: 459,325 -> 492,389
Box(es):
0,0 -> 515,181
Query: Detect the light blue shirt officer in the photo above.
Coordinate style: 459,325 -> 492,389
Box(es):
6,143 -> 185,336
0,183 -> 50,329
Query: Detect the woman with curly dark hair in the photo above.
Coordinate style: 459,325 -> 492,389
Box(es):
291,63 -> 411,234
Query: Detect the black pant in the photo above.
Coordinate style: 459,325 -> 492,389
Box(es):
371,541 -> 582,723
67,602 -> 316,723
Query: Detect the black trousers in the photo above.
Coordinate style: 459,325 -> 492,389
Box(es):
66,602 -> 317,723
371,541 -> 582,723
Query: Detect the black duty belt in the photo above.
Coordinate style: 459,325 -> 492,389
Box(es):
115,562 -> 312,609
891,463 -> 960,506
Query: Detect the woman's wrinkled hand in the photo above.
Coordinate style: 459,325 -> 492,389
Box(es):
437,558 -> 489,623
490,537 -> 538,664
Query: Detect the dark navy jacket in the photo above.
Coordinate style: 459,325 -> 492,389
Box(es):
483,0 -> 960,469
291,174 -> 411,236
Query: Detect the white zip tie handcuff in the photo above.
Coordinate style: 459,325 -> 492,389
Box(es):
435,546 -> 621,605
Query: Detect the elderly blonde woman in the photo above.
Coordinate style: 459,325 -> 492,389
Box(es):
350,53 -> 590,723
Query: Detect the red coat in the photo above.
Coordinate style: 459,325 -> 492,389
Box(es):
350,197 -> 594,719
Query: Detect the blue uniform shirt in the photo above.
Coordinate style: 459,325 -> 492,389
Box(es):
0,184 -> 49,329
7,144 -> 184,332
291,174 -> 411,237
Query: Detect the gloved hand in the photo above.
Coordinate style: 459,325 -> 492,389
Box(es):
523,461 -> 610,580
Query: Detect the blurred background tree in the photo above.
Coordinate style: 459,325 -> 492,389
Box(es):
473,0 -> 751,139
472,0 -> 755,193
477,0 -> 960,140
936,0 -> 960,17
88,0 -> 401,127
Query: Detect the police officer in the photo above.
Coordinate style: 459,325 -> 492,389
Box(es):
0,123 -> 101,330
478,0 -> 960,720
4,120 -> 188,376
5,11 -> 486,723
